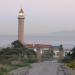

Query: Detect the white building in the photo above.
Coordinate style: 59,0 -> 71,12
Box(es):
26,44 -> 71,59
53,46 -> 71,58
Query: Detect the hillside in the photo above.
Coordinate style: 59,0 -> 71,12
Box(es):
49,30 -> 75,37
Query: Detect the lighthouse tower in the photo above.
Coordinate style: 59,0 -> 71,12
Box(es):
18,8 -> 25,45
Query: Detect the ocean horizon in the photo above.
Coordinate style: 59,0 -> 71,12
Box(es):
0,35 -> 75,49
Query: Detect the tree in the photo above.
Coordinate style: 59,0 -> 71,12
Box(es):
59,44 -> 63,51
11,40 -> 24,48
71,47 -> 75,60
63,47 -> 75,62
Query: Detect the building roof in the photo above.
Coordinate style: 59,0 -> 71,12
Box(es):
26,44 -> 34,48
52,46 -> 59,49
26,44 -> 52,49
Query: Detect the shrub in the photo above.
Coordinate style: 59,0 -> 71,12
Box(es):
0,68 -> 8,75
66,61 -> 75,69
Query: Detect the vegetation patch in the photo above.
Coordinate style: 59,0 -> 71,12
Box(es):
63,47 -> 75,69
66,61 -> 75,69
0,40 -> 37,74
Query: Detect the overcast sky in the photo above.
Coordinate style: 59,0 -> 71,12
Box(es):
0,0 -> 75,35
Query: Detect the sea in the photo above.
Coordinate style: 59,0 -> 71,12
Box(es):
0,35 -> 75,49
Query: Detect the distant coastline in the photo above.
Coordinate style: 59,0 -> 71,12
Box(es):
0,34 -> 75,49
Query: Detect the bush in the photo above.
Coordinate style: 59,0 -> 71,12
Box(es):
66,61 -> 75,69
27,57 -> 38,63
0,68 -> 8,75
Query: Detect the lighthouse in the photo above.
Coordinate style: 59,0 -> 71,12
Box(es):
18,8 -> 25,45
